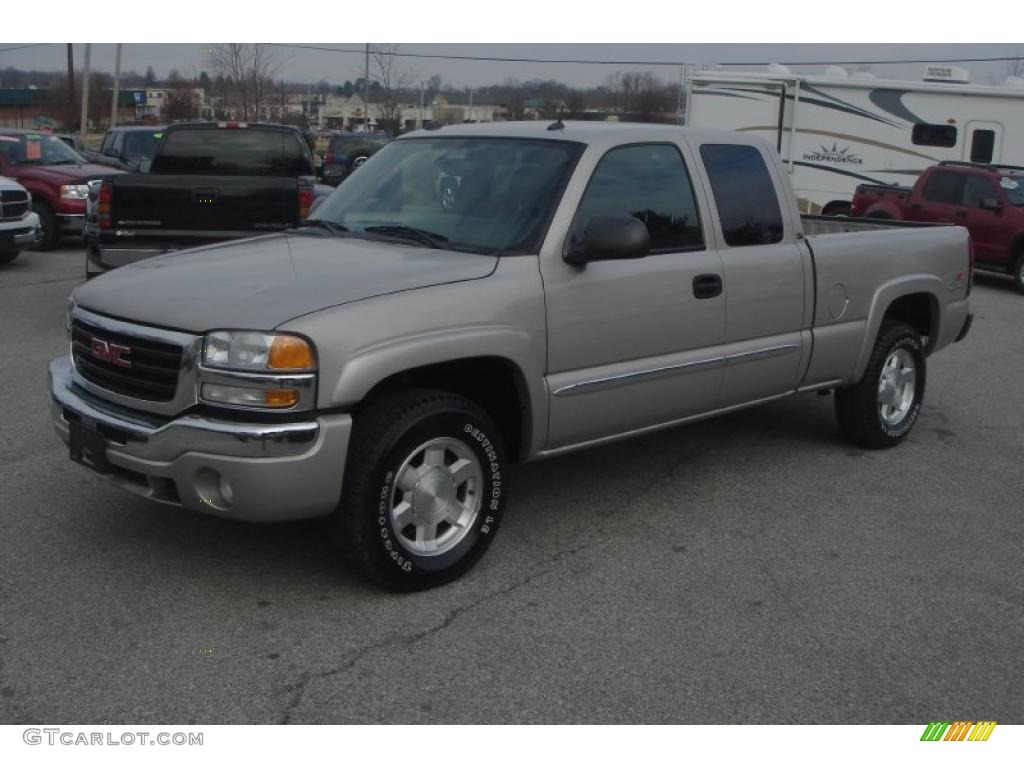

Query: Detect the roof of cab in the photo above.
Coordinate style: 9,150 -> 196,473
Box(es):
397,120 -> 768,151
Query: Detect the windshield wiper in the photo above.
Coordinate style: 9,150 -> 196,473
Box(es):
297,219 -> 349,236
362,225 -> 448,249
51,159 -> 79,165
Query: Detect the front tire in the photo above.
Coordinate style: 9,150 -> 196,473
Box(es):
835,321 -> 926,449
334,389 -> 508,590
31,202 -> 59,251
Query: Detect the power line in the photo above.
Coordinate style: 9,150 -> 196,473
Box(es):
268,43 -> 1024,69
0,43 -> 51,54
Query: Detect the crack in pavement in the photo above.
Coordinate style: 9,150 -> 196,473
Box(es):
277,558 -> 583,724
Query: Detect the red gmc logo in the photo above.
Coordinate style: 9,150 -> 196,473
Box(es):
90,337 -> 132,368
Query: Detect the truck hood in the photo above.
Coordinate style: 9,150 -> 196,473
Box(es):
73,233 -> 499,332
16,163 -> 122,184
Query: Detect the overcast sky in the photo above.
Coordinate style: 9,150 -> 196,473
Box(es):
2,43 -> 1023,89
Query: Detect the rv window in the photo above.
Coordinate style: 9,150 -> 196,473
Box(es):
921,171 -> 962,204
961,175 -> 998,208
969,130 -> 995,163
912,124 -> 957,148
571,143 -> 704,253
699,144 -> 784,247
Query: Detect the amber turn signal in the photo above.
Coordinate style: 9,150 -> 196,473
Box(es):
268,336 -> 315,370
263,389 -> 300,408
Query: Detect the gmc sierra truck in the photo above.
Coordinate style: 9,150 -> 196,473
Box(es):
49,122 -> 973,590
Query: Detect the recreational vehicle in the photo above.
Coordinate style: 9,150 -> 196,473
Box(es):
685,65 -> 1024,215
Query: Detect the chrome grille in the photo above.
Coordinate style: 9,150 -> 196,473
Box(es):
0,189 -> 30,221
71,318 -> 184,402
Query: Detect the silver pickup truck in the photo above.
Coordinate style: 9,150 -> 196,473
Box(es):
49,122 -> 973,590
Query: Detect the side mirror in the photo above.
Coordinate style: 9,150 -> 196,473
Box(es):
102,146 -> 117,157
980,197 -> 1002,212
307,196 -> 326,217
564,215 -> 650,265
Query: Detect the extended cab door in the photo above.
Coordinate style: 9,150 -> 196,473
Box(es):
693,142 -> 808,404
542,141 -> 727,450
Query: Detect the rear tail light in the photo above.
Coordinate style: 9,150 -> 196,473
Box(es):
97,181 -> 113,229
297,179 -> 314,220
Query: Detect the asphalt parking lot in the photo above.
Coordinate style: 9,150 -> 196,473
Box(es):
0,245 -> 1021,725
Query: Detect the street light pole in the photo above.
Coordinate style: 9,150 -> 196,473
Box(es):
364,44 -> 371,132
79,43 -> 91,138
66,44 -> 75,130
110,44 -> 122,129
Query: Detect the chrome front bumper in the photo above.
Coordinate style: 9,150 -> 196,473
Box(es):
1,212 -> 39,248
49,356 -> 351,522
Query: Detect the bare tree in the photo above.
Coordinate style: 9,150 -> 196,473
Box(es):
371,44 -> 413,133
206,44 -> 282,121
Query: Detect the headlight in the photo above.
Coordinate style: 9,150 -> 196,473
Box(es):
202,331 -> 316,371
60,184 -> 90,200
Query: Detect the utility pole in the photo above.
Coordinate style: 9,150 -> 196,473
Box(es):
677,64 -> 687,126
418,81 -> 425,129
363,43 -> 371,132
79,43 -> 91,138
66,44 -> 75,130
110,44 -> 122,129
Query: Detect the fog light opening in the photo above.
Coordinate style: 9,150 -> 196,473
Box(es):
194,467 -> 234,511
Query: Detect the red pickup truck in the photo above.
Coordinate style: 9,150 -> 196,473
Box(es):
852,161 -> 1024,292
0,128 -> 122,250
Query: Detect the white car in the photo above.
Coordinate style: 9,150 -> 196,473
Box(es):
0,176 -> 40,263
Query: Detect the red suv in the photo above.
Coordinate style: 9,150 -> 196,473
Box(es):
852,161 -> 1024,292
0,129 -> 122,250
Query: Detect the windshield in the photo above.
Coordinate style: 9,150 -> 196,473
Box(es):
123,131 -> 162,161
0,133 -> 87,165
998,175 -> 1024,205
309,137 -> 583,255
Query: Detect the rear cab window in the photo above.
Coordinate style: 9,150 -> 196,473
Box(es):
151,128 -> 312,175
699,144 -> 784,247
569,143 -> 704,253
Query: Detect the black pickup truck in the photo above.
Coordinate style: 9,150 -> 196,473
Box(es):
85,121 -> 329,276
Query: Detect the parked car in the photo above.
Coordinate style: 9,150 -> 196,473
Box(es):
50,122 -> 972,590
84,121 -> 332,276
321,132 -> 389,185
92,125 -> 166,172
0,176 -> 40,263
0,128 -> 123,250
852,160 -> 1024,291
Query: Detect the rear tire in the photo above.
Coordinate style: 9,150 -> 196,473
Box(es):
0,250 -> 19,264
333,388 -> 508,591
31,203 -> 59,251
1013,252 -> 1024,294
835,321 -> 926,449
822,201 -> 851,217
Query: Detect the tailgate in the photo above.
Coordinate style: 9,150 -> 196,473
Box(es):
110,174 -> 297,236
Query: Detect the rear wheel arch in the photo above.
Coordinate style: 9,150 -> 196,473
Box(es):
881,292 -> 939,350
